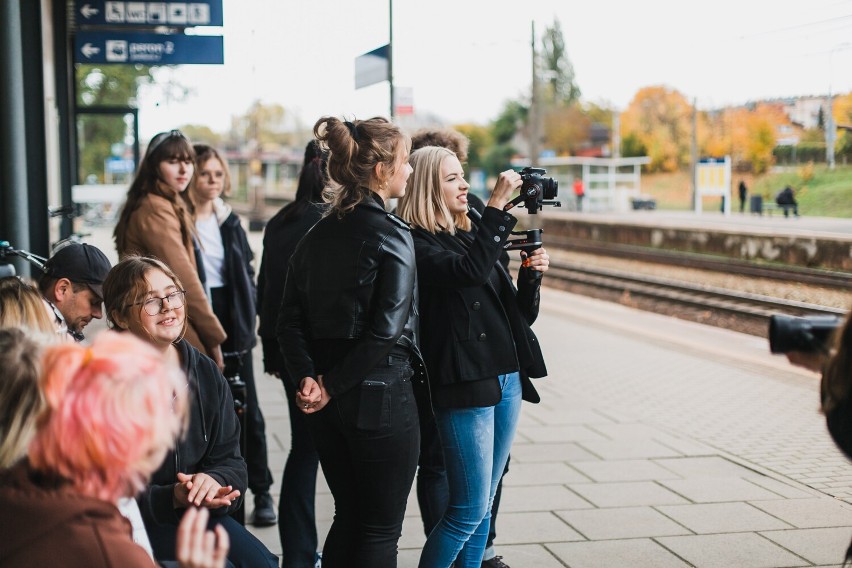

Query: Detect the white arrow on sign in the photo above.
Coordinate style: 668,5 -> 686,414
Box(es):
81,43 -> 101,58
80,4 -> 100,19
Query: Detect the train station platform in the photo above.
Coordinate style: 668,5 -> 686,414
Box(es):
71,221 -> 852,567
246,285 -> 852,568
536,210 -> 852,271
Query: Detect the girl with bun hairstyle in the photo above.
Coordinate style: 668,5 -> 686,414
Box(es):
277,116 -> 421,567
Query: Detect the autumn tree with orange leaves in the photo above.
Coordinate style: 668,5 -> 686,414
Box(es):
620,86 -> 693,172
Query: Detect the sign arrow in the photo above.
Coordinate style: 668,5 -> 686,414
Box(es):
81,43 -> 101,58
80,3 -> 99,19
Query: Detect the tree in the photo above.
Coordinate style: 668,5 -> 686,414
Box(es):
542,104 -> 591,155
620,86 -> 692,172
540,18 -> 580,106
454,123 -> 491,171
228,100 -> 301,150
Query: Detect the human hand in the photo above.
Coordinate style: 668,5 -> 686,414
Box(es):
786,351 -> 826,373
176,507 -> 229,568
208,345 -> 225,372
297,375 -> 331,414
486,169 -> 522,210
521,247 -> 550,273
174,472 -> 240,509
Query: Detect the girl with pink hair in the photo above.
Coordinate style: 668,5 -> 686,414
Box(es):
0,331 -> 228,567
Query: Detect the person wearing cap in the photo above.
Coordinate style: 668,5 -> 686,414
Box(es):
38,242 -> 112,341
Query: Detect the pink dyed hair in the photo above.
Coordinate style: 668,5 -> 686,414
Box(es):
28,331 -> 188,502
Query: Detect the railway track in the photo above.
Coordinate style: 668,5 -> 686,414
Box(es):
545,237 -> 852,289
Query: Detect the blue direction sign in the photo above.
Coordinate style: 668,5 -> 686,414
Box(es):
75,31 -> 223,64
75,1 -> 223,27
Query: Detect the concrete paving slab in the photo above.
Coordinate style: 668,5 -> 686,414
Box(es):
655,532 -> 809,568
656,502 -> 793,533
567,481 -> 689,508
509,441 -> 600,463
547,539 -> 691,568
760,527 -> 852,566
750,498 -> 852,529
556,506 -> 692,540
571,459 -> 683,483
578,438 -> 686,460
655,456 -> 765,479
498,484 -> 595,513
501,461 -> 592,485
482,511 -> 585,544
658,477 -> 788,503
519,423 -> 610,443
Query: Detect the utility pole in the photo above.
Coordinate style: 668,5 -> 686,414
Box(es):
690,97 -> 698,211
826,93 -> 836,170
389,0 -> 395,120
529,21 -> 539,167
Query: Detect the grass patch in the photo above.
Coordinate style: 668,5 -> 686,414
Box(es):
640,164 -> 852,217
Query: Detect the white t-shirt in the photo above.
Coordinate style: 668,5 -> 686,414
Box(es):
196,215 -> 226,288
117,497 -> 155,562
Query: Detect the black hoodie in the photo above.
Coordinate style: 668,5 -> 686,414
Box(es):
136,339 -> 246,526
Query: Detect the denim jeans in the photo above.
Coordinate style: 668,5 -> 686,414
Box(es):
306,351 -> 420,567
279,374 -> 321,568
418,372 -> 522,568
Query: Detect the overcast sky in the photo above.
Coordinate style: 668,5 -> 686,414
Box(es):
136,0 -> 852,139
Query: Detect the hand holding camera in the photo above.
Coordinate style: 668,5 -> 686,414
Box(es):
487,169 -> 523,211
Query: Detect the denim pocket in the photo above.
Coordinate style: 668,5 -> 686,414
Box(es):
357,380 -> 390,430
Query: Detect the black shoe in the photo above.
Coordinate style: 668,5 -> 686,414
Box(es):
482,556 -> 510,568
250,492 -> 277,526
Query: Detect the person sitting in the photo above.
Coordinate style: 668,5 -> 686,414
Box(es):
102,255 -> 277,568
775,185 -> 799,218
0,331 -> 228,568
38,242 -> 112,341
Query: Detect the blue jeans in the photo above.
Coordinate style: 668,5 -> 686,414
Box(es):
418,372 -> 522,568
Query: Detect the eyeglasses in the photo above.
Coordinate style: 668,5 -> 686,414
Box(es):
146,130 -> 188,156
133,290 -> 187,316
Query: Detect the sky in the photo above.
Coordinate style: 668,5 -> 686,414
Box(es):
136,0 -> 852,140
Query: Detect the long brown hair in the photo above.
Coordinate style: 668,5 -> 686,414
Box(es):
313,116 -> 409,216
114,131 -> 196,254
822,312 -> 852,414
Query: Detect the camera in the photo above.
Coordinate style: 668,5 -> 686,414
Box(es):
769,314 -> 843,354
505,167 -> 560,214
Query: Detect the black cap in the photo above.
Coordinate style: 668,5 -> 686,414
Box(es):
43,243 -> 112,298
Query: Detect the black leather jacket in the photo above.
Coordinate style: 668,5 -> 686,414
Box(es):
276,193 -> 420,398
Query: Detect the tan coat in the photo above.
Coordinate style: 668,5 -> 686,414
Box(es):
118,192 -> 227,352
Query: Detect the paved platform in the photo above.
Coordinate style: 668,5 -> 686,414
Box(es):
74,223 -> 852,566
245,286 -> 852,568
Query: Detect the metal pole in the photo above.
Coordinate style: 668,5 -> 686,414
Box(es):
690,97 -> 698,212
0,0 -> 31,276
530,21 -> 539,167
388,0 -> 394,120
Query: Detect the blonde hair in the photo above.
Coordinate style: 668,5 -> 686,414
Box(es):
313,116 -> 409,216
0,276 -> 57,336
0,328 -> 45,468
397,146 -> 471,234
29,331 -> 188,502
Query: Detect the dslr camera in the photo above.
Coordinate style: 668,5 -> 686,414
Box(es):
505,167 -> 560,214
769,314 -> 843,354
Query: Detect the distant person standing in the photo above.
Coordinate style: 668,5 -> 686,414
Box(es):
572,177 -> 585,212
257,140 -> 327,568
775,185 -> 799,218
738,180 -> 748,213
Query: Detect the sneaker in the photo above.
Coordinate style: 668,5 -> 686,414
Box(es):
481,556 -> 510,568
249,492 -> 277,526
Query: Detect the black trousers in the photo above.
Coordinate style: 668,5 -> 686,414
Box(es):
210,286 -> 273,494
307,352 -> 420,567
